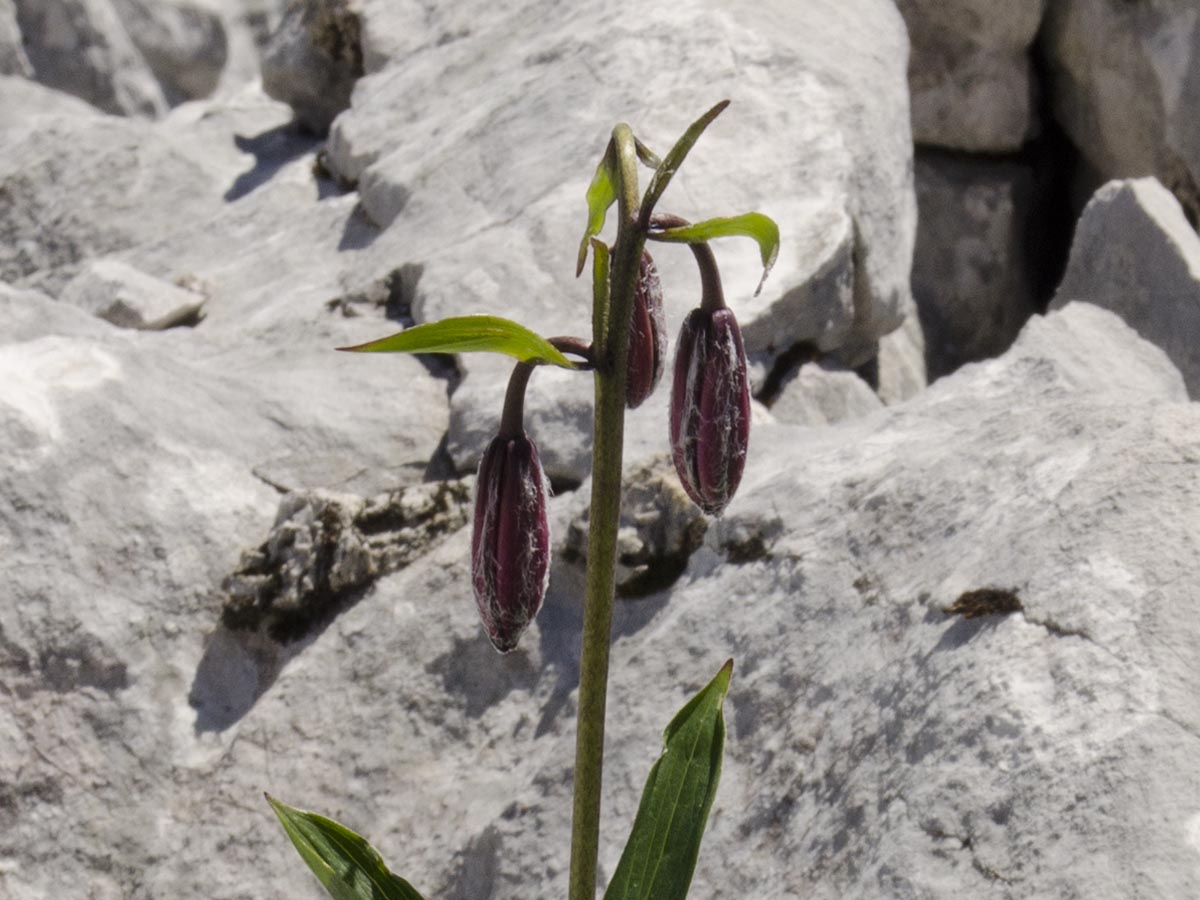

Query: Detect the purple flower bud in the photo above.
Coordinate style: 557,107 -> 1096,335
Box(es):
626,250 -> 666,409
471,433 -> 551,652
669,306 -> 750,516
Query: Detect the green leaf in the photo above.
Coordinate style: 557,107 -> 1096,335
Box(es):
267,795 -> 427,900
638,100 -> 730,226
337,315 -> 576,368
603,660 -> 734,900
649,212 -> 780,296
634,137 -> 661,170
577,138 -> 618,276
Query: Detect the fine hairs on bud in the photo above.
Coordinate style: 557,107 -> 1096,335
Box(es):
669,306 -> 750,517
626,250 -> 667,409
471,433 -> 551,652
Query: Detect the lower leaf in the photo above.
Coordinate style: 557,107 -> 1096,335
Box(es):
603,660 -> 733,900
267,795 -> 427,900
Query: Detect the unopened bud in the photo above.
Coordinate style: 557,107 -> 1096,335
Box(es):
626,250 -> 666,409
471,433 -> 551,652
669,307 -> 750,516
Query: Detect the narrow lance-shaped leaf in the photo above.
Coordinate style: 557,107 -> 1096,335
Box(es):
337,315 -> 576,369
266,795 -> 428,900
603,660 -> 734,900
637,100 -> 730,228
649,212 -> 780,296
634,137 -> 661,170
577,138 -> 618,276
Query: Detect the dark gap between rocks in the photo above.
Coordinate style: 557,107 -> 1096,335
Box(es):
754,340 -> 821,408
1027,32 -> 1084,308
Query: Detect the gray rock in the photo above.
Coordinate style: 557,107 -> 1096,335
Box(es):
325,0 -> 916,478
1044,0 -> 1200,219
223,480 -> 470,641
561,453 -> 708,598
111,0 -> 229,102
0,100 -> 226,293
354,0 -> 423,73
0,72 -> 100,129
207,0 -> 290,95
329,0 -> 916,372
768,360 -> 883,427
0,0 -> 31,75
5,297 -> 1196,898
261,0 -> 364,135
1050,177 -> 1200,398
14,0 -> 168,116
913,151 -> 1039,379
898,0 -> 1047,152
874,297 -> 929,404
59,258 -> 207,329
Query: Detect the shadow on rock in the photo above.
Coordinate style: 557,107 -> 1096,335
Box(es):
189,624 -> 292,732
426,636 -> 541,720
337,204 -> 382,251
191,481 -> 471,731
224,124 -> 323,202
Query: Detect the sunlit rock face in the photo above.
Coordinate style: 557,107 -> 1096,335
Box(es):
4,2 -> 1200,899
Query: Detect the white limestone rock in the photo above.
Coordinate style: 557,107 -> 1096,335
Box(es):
768,360 -> 883,427
13,0 -> 169,116
0,0 -> 31,75
327,0 -> 917,460
60,258 -> 207,329
1050,177 -> 1200,398
324,0 -> 912,480
913,152 -> 1039,379
874,297 -> 928,404
261,0 -> 363,135
898,0 -> 1047,152
0,72 -> 100,129
6,301 -> 1195,899
111,0 -> 229,102
1044,0 -> 1200,218
0,103 -> 227,293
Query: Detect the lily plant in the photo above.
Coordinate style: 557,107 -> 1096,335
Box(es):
267,100 -> 780,900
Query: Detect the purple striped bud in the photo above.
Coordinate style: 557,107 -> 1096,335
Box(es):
471,433 -> 551,652
669,306 -> 750,516
626,250 -> 666,409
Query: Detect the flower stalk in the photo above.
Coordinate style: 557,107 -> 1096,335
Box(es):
278,101 -> 778,900
568,122 -> 645,900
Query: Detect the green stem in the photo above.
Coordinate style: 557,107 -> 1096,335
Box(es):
568,123 -> 645,900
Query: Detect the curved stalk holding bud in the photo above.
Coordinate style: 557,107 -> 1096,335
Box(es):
650,214 -> 726,312
499,336 -> 595,439
498,363 -> 535,440
549,335 -> 597,369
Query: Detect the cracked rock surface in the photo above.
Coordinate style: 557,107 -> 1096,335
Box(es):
3,2 -> 1200,897
6,289 -> 1195,898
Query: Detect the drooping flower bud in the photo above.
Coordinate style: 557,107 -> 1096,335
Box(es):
669,306 -> 750,516
625,250 -> 666,409
471,432 -> 551,652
